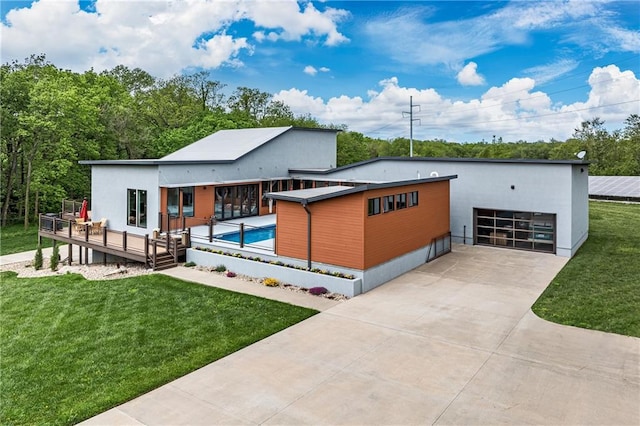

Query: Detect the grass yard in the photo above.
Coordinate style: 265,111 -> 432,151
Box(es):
0,272 -> 318,425
533,201 -> 640,337
0,223 -> 51,256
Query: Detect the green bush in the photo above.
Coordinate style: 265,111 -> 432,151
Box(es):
50,245 -> 60,271
183,261 -> 196,267
214,264 -> 227,272
33,245 -> 43,270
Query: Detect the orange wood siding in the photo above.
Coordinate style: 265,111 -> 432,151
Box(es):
160,188 -> 168,214
274,181 -> 450,270
308,194 -> 364,269
275,195 -> 365,269
363,181 -> 450,269
191,186 -> 214,222
275,202 -> 308,258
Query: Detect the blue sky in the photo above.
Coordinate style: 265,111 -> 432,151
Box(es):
1,0 -> 639,142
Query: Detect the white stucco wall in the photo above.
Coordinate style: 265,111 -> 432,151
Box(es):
157,129 -> 337,185
570,164 -> 590,256
91,165 -> 160,235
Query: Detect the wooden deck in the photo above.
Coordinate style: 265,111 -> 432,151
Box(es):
38,215 -> 187,270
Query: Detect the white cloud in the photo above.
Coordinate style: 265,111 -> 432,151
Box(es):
1,0 -> 349,77
457,62 -> 485,86
303,65 -> 330,76
364,1 -> 637,74
275,65 -> 640,142
523,59 -> 579,85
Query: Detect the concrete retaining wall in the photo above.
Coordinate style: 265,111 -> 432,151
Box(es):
187,249 -> 363,297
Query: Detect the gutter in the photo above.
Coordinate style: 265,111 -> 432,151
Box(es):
302,202 -> 312,270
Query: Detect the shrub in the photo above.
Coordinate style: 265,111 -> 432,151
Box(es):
263,277 -> 279,287
33,245 -> 43,270
308,287 -> 328,296
225,271 -> 236,278
183,261 -> 196,267
214,264 -> 227,272
50,245 -> 60,271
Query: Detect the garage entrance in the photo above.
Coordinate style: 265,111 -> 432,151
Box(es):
474,209 -> 555,253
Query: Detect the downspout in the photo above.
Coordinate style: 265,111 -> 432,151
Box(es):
303,202 -> 312,270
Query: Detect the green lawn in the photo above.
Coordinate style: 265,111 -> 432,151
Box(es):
0,223 -> 52,256
533,201 -> 640,337
0,272 -> 317,425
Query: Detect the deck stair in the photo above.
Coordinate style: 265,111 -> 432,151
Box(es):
149,251 -> 178,271
148,236 -> 188,271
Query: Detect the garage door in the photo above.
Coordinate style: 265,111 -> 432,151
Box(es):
474,209 -> 555,253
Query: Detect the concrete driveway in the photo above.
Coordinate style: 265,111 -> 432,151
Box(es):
82,245 -> 640,425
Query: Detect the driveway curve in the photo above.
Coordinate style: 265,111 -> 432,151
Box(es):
82,245 -> 640,425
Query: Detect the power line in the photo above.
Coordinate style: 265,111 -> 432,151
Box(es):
402,96 -> 420,156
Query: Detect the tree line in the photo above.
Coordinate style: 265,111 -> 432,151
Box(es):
2,55 -> 638,227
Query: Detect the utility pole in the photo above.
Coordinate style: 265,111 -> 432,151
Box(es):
402,96 -> 420,157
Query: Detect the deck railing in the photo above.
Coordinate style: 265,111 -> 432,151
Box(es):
38,213 -> 167,268
61,199 -> 89,218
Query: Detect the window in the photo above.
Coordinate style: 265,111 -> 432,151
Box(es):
396,193 -> 407,210
368,198 -> 381,216
383,195 -> 395,213
182,187 -> 194,217
167,187 -> 194,217
167,188 -> 179,216
409,191 -> 419,207
127,189 -> 147,228
216,184 -> 259,220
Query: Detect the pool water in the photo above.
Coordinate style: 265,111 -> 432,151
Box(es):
217,224 -> 275,244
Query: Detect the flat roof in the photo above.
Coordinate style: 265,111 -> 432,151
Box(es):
290,156 -> 589,175
266,175 -> 457,204
589,176 -> 640,199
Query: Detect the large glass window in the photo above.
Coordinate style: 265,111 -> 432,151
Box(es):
396,193 -> 407,210
167,187 -> 194,217
182,187 -> 194,217
167,188 -> 179,216
127,189 -> 147,228
215,184 -> 259,220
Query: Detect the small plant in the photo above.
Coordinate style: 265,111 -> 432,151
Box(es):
308,286 -> 328,296
225,271 -> 237,278
183,261 -> 196,267
215,264 -> 227,272
263,277 -> 279,287
33,245 -> 43,270
50,244 -> 60,271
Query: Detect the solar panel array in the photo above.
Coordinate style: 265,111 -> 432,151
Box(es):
589,176 -> 640,199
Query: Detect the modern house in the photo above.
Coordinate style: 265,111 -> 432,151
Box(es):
66,126 -> 589,295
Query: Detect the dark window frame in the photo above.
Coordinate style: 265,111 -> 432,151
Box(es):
368,198 -> 381,216
383,195 -> 395,213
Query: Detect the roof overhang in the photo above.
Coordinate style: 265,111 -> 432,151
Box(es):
265,175 -> 457,205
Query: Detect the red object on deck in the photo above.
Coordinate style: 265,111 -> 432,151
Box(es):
79,199 -> 89,221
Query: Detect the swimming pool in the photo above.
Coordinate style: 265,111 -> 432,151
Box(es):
216,224 -> 275,244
